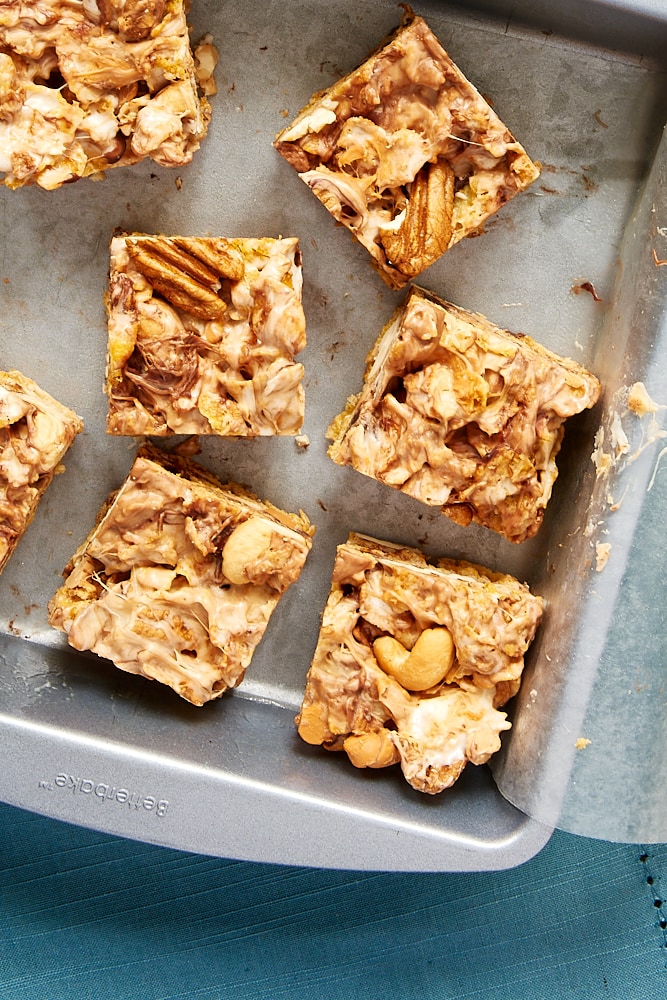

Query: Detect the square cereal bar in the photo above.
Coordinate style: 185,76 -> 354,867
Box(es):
0,0 -> 216,189
48,444 -> 314,706
327,286 -> 601,543
105,233 -> 306,436
0,370 -> 83,573
297,533 -> 543,794
274,11 -> 540,288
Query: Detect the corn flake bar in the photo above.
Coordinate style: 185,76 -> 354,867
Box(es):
297,533 -> 543,794
328,286 -> 601,543
274,11 -> 540,288
48,444 -> 314,706
106,234 -> 306,436
0,0 -> 216,190
0,370 -> 83,573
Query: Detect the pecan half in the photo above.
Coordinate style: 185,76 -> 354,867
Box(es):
132,237 -> 221,286
172,238 -> 245,283
126,239 -> 227,321
380,158 -> 455,277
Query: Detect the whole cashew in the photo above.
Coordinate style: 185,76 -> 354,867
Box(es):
297,702 -> 330,745
221,516 -> 275,585
373,627 -> 455,692
343,729 -> 400,768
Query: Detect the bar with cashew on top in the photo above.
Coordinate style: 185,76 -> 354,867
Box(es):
327,285 -> 602,543
274,9 -> 540,288
0,0 -> 217,189
105,233 -> 307,436
297,533 -> 543,794
48,443 -> 314,706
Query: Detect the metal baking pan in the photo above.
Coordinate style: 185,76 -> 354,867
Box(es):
1,0 -> 665,869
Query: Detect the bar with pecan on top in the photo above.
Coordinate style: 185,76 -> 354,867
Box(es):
274,10 -> 540,288
105,233 -> 307,436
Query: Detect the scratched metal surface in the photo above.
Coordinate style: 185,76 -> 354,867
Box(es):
0,0 -> 665,866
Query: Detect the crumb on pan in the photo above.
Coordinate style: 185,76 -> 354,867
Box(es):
628,381 -> 662,416
595,540 -> 611,572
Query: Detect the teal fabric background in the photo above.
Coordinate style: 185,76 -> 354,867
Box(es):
0,803 -> 665,998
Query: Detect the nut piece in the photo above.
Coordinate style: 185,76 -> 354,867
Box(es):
343,730 -> 401,768
129,237 -> 221,286
374,627 -> 455,691
172,238 -> 245,282
194,34 -> 218,98
297,702 -> 331,745
126,241 -> 227,321
380,159 -> 455,278
222,517 -> 275,585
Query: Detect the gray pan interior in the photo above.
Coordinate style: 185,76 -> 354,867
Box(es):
0,0 -> 665,869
